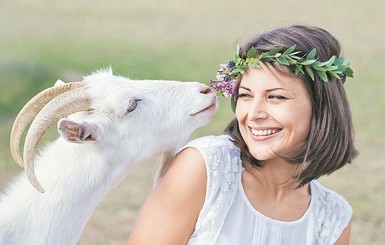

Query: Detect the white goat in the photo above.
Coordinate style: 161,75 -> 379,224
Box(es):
0,68 -> 217,244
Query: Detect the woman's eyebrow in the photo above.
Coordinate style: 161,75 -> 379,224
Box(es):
238,86 -> 251,91
239,86 -> 294,94
266,87 -> 287,92
240,86 -> 287,91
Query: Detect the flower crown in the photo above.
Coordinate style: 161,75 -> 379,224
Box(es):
210,44 -> 354,98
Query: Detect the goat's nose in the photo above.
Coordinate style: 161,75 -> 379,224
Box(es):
199,85 -> 212,95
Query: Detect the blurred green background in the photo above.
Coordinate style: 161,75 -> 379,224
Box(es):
0,0 -> 384,244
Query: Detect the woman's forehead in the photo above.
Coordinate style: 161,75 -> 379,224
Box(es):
240,66 -> 305,93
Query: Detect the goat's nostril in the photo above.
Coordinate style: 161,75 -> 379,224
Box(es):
200,86 -> 211,94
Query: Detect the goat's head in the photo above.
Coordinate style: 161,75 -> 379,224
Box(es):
10,68 -> 217,193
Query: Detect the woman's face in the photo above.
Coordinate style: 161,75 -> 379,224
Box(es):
235,63 -> 312,161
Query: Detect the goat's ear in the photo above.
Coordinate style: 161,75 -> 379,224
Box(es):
54,79 -> 65,87
58,118 -> 100,143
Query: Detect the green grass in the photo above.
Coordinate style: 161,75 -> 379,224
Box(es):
1,0 -> 384,244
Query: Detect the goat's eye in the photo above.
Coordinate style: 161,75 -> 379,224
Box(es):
127,98 -> 141,113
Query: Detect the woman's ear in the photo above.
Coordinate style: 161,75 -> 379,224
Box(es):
58,118 -> 100,143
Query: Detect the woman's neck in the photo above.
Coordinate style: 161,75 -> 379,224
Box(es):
243,159 -> 310,201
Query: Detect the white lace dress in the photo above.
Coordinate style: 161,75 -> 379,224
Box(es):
180,135 -> 352,245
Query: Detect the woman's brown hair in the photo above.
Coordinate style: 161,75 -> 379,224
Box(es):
224,25 -> 358,186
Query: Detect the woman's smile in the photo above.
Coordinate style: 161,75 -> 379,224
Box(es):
248,126 -> 282,139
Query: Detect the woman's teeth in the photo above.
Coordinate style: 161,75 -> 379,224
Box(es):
251,128 -> 280,136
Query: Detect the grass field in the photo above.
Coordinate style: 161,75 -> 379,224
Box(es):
0,0 -> 384,244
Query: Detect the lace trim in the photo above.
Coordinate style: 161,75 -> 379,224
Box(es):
312,182 -> 353,244
186,136 -> 241,245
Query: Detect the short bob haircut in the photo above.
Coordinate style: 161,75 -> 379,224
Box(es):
224,25 -> 358,187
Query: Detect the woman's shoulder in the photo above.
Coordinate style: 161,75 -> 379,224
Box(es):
182,135 -> 239,157
311,180 -> 352,213
311,180 -> 352,243
179,135 -> 243,244
181,134 -> 241,172
184,134 -> 236,148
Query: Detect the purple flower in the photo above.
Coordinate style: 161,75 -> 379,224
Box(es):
210,64 -> 238,98
219,64 -> 228,70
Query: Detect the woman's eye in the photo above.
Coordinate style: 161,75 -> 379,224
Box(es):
238,93 -> 253,100
268,95 -> 287,100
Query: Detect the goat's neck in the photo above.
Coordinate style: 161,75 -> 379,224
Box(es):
0,138 -> 149,244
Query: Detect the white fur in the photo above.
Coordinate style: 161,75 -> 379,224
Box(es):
0,69 -> 217,244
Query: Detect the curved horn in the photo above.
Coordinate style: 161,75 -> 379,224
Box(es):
10,82 -> 84,167
23,87 -> 91,193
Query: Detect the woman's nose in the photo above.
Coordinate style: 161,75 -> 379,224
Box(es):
247,99 -> 269,121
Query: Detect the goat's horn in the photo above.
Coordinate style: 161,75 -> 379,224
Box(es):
10,82 -> 84,168
23,87 -> 91,193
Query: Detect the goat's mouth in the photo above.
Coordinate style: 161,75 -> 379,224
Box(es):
190,102 -> 217,117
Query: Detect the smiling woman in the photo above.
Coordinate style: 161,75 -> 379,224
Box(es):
128,25 -> 357,245
235,63 -> 312,163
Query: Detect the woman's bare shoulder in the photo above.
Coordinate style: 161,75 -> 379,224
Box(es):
128,147 -> 206,244
157,147 -> 207,200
